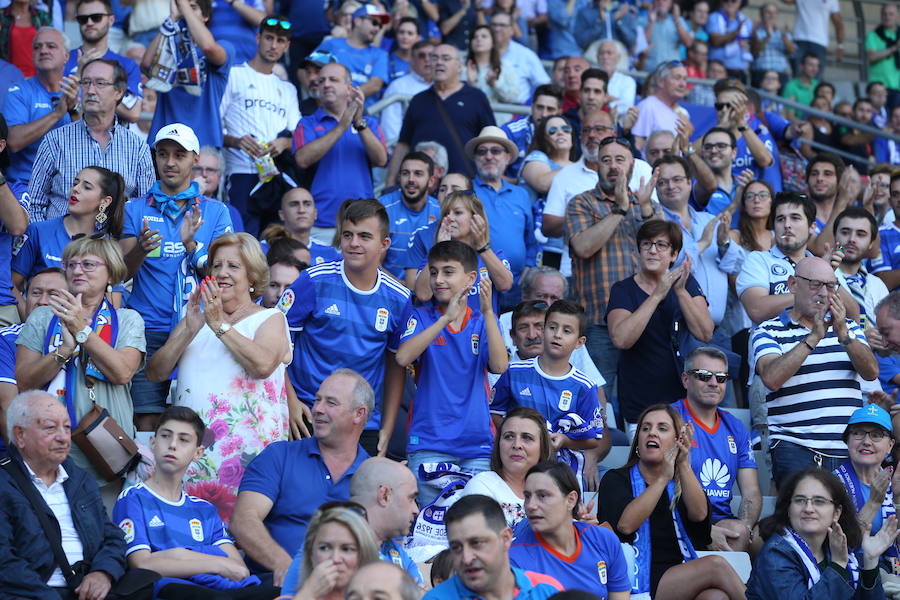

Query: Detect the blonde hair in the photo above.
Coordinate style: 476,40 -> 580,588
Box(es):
62,237 -> 128,285
301,507 -> 380,582
207,233 -> 269,301
435,191 -> 490,245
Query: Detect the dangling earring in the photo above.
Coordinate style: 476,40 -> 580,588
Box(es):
96,206 -> 108,225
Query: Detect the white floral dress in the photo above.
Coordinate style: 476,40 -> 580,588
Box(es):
173,308 -> 290,524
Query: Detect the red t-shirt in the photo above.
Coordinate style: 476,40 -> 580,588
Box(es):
9,25 -> 37,77
685,64 -> 705,91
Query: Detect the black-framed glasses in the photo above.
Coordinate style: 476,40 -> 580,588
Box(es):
702,142 -> 732,152
319,501 -> 368,518
847,428 -> 890,442
791,495 -> 835,508
263,17 -> 292,30
795,275 -> 839,293
688,369 -> 729,383
639,239 -> 671,252
547,125 -> 572,135
71,232 -> 106,241
76,13 -> 111,24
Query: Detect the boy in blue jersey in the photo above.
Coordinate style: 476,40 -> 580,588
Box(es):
113,406 -> 279,598
490,300 -> 605,493
119,123 -> 233,431
396,240 -> 508,505
278,198 -> 409,457
674,346 -> 760,553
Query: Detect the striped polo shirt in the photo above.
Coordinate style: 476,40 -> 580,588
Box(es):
751,308 -> 869,454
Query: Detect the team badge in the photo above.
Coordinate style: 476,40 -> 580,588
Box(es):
597,561 -> 607,584
428,214 -> 436,223
404,317 -> 417,337
471,334 -> 480,355
119,518 -> 134,543
189,518 -> 204,542
389,549 -> 402,566
278,289 -> 295,313
479,267 -> 489,281
375,308 -> 389,332
771,264 -> 788,276
559,390 -> 572,411
727,435 -> 737,454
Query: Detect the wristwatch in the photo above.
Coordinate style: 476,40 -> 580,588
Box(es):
355,120 -> 368,131
611,206 -> 628,216
477,243 -> 491,254
215,323 -> 232,338
53,348 -> 70,365
75,325 -> 92,344
839,336 -> 853,346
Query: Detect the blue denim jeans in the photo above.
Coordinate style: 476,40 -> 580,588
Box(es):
406,450 -> 491,506
586,324 -> 621,425
770,439 -> 845,490
130,328 -> 172,414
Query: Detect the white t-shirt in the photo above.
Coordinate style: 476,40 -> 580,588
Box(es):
460,471 -> 525,527
608,71 -> 637,115
220,63 -> 301,176
793,0 -> 840,48
631,94 -> 689,139
501,41 -> 551,105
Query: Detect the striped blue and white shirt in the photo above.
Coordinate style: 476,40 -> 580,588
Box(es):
751,308 -> 869,454
27,118 -> 155,223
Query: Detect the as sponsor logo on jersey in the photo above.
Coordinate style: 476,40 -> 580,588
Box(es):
325,303 -> 341,316
375,308 -> 389,332
558,390 -> 572,411
403,317 -> 417,337
189,518 -> 204,542
700,458 -> 730,488
727,435 -> 737,454
278,289 -> 295,313
597,561 -> 607,584
119,518 -> 135,543
471,334 -> 480,355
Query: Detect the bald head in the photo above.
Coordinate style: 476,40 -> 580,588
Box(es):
790,257 -> 838,318
350,457 -> 415,502
350,457 -> 420,541
347,562 -> 422,600
794,256 -> 835,280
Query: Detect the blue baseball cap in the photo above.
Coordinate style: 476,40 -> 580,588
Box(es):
844,404 -> 893,437
302,50 -> 339,69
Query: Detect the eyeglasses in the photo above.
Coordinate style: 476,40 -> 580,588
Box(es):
76,13 -> 111,24
582,125 -> 616,135
263,17 -> 292,30
639,240 -> 671,252
657,175 -> 688,187
744,191 -> 771,201
79,79 -> 115,89
368,17 -> 384,28
848,428 -> 890,442
702,142 -> 732,152
791,495 -> 835,508
63,259 -> 106,272
795,275 -> 839,293
547,125 -> 572,135
475,146 -> 506,157
319,500 -> 369,518
192,166 -> 221,175
688,369 -> 729,383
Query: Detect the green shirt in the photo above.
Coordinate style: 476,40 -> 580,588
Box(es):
865,28 -> 900,90
782,77 -> 818,119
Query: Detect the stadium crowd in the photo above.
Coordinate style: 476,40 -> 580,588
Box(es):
1,0 -> 900,597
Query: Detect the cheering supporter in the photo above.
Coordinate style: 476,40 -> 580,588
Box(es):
747,468 -> 893,599
489,10 -> 549,105
0,0 -> 50,77
260,188 -> 340,266
545,0 -> 582,60
838,99 -> 877,175
680,1 -> 711,54
871,173 -> 900,290
293,63 -> 387,239
639,0 -> 683,73
674,346 -> 761,553
316,5 -> 390,104
504,87 -> 563,180
220,16 -> 300,237
347,562 -> 421,600
0,57 -> 23,107
3,27 -> 75,186
713,84 -> 778,193
597,403 -> 746,599
752,256 -> 877,487
631,61 -> 690,152
13,166 -> 124,306
782,53 -> 820,120
280,505 -> 380,600
706,0 -> 752,81
805,154 -> 860,252
862,164 -> 893,226
230,369 -> 371,584
145,233 -> 291,523
388,44 -> 495,183
575,0 -> 638,57
386,17 -> 420,83
691,127 -> 747,215
607,219 -> 713,431
396,241 -> 507,504
279,199 -> 409,456
461,407 -> 553,527
27,57 -> 154,223
465,25 -> 521,105
509,462 -> 629,597
750,3 -> 794,87
0,391 -> 128,598
207,0 -> 269,65
866,4 -> 899,107
119,124 -> 233,432
142,0 -> 233,149
378,151 -> 440,279
15,237 -> 145,487
423,494 -> 563,600
595,40 -> 637,115
784,0 -> 844,76
113,406 -> 279,598
66,0 -> 143,124
381,40 -> 434,148
491,300 -> 604,492
438,0 -> 478,52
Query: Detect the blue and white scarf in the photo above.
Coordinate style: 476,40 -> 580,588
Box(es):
145,17 -> 207,96
835,461 -> 900,570
629,464 -> 698,599
783,527 -> 860,590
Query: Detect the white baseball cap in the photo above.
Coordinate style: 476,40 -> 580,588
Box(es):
154,123 -> 200,154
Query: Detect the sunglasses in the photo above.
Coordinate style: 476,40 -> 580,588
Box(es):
687,369 -> 729,383
475,146 -> 506,156
547,125 -> 572,135
264,17 -> 292,30
76,12 -> 111,24
71,232 -> 106,241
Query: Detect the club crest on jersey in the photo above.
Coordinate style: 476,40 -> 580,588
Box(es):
727,435 -> 737,454
189,518 -> 204,541
119,518 -> 135,543
389,549 -> 402,565
404,317 -> 417,337
480,267 -> 488,281
559,390 -> 572,411
278,289 -> 295,313
597,561 -> 607,584
375,308 -> 389,332
471,334 -> 480,355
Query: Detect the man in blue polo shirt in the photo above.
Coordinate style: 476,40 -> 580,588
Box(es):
467,126 -> 538,309
315,4 -> 390,107
65,0 -> 143,123
119,123 -> 233,431
3,28 -> 75,184
294,62 -> 387,243
231,369 -> 371,585
378,151 -> 440,278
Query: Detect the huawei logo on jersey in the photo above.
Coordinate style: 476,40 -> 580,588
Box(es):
700,458 -> 730,488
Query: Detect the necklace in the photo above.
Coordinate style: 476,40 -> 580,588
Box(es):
224,301 -> 258,325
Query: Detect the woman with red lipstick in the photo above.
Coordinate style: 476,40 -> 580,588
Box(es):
598,403 -> 748,600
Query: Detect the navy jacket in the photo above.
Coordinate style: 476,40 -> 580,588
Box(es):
0,447 -> 127,599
